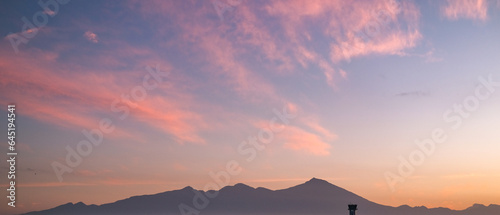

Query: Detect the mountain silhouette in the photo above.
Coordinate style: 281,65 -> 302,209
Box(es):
23,178 -> 500,215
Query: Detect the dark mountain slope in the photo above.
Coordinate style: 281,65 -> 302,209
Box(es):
24,178 -> 500,215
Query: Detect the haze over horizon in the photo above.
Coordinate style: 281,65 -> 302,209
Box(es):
1,0 -> 500,214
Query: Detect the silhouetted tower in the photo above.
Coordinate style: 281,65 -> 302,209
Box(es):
348,204 -> 357,215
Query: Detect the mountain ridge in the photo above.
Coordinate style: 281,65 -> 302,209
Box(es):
23,178 -> 500,215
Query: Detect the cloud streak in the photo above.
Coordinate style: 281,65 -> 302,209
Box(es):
0,44 -> 206,144
442,0 -> 489,21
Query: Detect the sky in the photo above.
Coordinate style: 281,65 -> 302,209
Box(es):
0,0 -> 500,214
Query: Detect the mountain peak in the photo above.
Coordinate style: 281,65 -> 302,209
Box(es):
74,202 -> 86,206
220,183 -> 254,192
234,183 -> 253,189
181,186 -> 194,191
470,203 -> 486,209
304,177 -> 331,185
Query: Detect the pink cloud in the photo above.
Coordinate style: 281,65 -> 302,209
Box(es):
265,0 -> 420,86
130,0 -> 342,89
3,1 -> 353,149
281,126 -> 332,156
331,30 -> 422,63
301,118 -> 338,142
233,5 -> 296,74
131,1 -> 283,104
130,0 -> 421,91
442,0 -> 488,21
0,44 -> 206,144
132,95 -> 207,144
83,31 -> 99,43
279,116 -> 337,156
197,33 -> 278,101
125,0 -> 344,150
254,112 -> 335,156
44,9 -> 56,16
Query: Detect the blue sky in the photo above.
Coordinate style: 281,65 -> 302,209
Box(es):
1,0 -> 500,214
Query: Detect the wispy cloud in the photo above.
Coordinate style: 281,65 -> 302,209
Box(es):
130,0 -> 421,90
83,31 -> 99,43
0,44 -> 206,144
44,9 -> 56,16
252,107 -> 335,156
442,0 -> 489,21
395,91 -> 430,97
281,125 -> 332,156
266,0 -> 421,83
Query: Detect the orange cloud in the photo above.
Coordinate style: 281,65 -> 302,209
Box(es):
301,118 -> 338,142
254,115 -> 335,156
132,95 -> 207,144
247,99 -> 335,156
442,0 -> 489,21
281,126 -> 331,156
